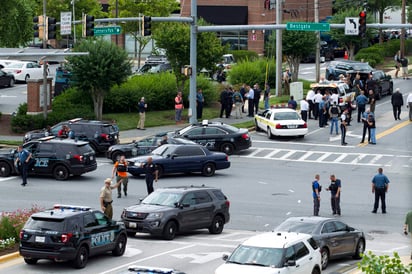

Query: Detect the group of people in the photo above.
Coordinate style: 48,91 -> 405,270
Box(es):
57,125 -> 75,139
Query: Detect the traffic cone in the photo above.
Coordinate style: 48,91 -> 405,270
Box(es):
344,51 -> 348,60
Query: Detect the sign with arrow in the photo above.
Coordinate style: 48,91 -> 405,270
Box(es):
345,17 -> 359,35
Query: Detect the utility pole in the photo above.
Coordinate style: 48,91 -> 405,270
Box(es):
189,0 -> 197,124
314,0 -> 320,83
400,0 -> 406,57
275,0 -> 282,97
42,0 -> 48,119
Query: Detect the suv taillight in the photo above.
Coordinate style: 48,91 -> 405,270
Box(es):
73,154 -> 83,162
61,233 -> 73,243
19,231 -> 24,239
225,200 -> 230,208
241,133 -> 249,140
101,133 -> 109,140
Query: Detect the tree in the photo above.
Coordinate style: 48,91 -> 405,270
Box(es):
66,39 -> 131,120
153,19 -> 225,91
366,0 -> 401,43
0,0 -> 34,47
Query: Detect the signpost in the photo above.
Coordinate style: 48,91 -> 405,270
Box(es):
286,22 -> 330,32
60,12 -> 72,36
93,26 -> 122,36
345,17 -> 359,35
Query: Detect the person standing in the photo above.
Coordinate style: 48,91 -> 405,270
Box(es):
232,89 -> 243,119
300,98 -> 309,122
15,145 -> 32,186
400,56 -> 409,79
340,108 -> 348,146
329,102 -> 340,135
264,83 -> 271,109
219,88 -> 229,118
360,109 -> 372,144
99,178 -> 122,219
137,97 -> 147,130
288,95 -> 297,110
312,174 -> 321,216
371,167 -> 390,214
141,156 -> 158,195
326,175 -> 341,216
247,85 -> 255,117
240,83 -> 247,113
174,91 -> 184,124
394,50 -> 401,78
111,155 -> 128,198
196,88 -> 204,120
367,113 -> 376,145
283,68 -> 290,95
356,90 -> 369,123
391,88 -> 404,120
306,89 -> 315,119
318,96 -> 327,128
253,83 -> 261,114
352,73 -> 364,96
368,89 -> 376,113
407,92 -> 412,121
403,211 -> 412,259
313,90 -> 323,120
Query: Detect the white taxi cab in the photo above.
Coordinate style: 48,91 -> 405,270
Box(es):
254,108 -> 308,139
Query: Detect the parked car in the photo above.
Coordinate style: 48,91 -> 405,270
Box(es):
24,118 -> 119,154
0,59 -> 17,69
0,136 -> 97,180
325,60 -> 373,81
254,108 -> 308,139
171,120 -> 252,155
309,81 -> 355,107
0,69 -> 15,87
126,144 -> 231,177
275,216 -> 366,270
121,185 -> 230,240
215,231 -> 322,274
2,61 -> 44,82
346,69 -> 393,99
106,133 -> 196,162
20,204 -> 127,269
148,63 -> 172,73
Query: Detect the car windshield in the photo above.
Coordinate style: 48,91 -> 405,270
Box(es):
142,191 -> 183,207
227,245 -> 284,268
151,145 -> 174,156
276,220 -> 317,234
274,112 -> 300,120
25,217 -> 65,231
351,63 -> 373,71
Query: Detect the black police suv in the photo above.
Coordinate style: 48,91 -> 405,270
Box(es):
122,186 -> 230,240
19,204 -> 128,269
0,136 -> 97,180
23,118 -> 119,154
325,60 -> 373,81
346,69 -> 393,99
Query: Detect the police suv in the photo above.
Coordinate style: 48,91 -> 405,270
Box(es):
19,204 -> 128,269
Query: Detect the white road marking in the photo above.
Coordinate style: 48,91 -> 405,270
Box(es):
171,252 -> 225,264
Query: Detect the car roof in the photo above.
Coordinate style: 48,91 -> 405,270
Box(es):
282,216 -> 334,224
241,231 -> 312,248
31,204 -> 93,219
155,185 -> 221,193
35,136 -> 90,146
268,108 -> 299,113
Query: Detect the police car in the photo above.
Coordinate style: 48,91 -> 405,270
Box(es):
19,204 -> 128,269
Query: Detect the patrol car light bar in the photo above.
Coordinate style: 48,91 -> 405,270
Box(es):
53,204 -> 91,211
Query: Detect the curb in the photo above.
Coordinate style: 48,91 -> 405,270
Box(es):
0,251 -> 20,264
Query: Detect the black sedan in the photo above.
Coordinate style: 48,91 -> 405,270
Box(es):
106,134 -> 196,162
0,69 -> 15,87
171,121 -> 251,155
275,216 -> 366,270
127,144 -> 230,177
346,70 -> 393,99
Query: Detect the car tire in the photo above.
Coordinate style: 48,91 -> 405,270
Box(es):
24,258 -> 38,265
255,119 -> 261,132
311,267 -> 321,274
163,221 -> 177,240
220,143 -> 234,155
376,88 -> 382,100
267,127 -> 273,139
202,163 -> 216,177
353,239 -> 365,259
0,161 -> 12,177
53,165 -> 70,180
72,245 -> 89,269
112,234 -> 127,256
321,247 -> 329,270
8,78 -> 15,87
208,215 -> 224,234
24,74 -> 30,83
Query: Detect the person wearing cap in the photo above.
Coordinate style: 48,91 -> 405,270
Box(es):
391,88 -> 404,120
340,108 -> 349,145
137,97 -> 147,130
100,178 -> 122,219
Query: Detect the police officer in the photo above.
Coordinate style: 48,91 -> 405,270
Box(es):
312,174 -> 321,216
340,108 -> 349,146
326,175 -> 341,216
141,156 -> 158,195
15,145 -> 32,186
371,167 -> 390,214
100,178 -> 122,219
111,155 -> 128,198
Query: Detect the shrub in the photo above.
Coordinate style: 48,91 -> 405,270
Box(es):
358,251 -> 412,274
228,58 -> 276,87
354,48 -> 384,67
229,50 -> 259,62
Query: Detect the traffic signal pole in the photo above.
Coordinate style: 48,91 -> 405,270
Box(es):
189,0 -> 197,124
42,0 -> 48,119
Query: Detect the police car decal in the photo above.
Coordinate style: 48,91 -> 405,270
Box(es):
91,231 -> 115,247
35,158 -> 49,167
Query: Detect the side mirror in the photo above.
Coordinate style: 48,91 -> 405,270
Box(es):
286,260 -> 296,267
222,254 -> 229,261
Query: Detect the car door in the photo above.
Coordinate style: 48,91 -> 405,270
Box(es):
293,241 -> 313,273
134,137 -> 156,156
178,191 -> 214,230
332,220 -> 358,256
32,143 -> 56,175
320,221 -> 341,256
203,127 -> 227,150
181,127 -> 208,147
166,146 -> 204,173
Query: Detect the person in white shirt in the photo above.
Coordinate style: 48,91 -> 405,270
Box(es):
330,90 -> 339,105
300,99 -> 309,122
313,90 -> 323,120
407,93 -> 412,121
306,89 -> 315,119
246,85 -> 255,117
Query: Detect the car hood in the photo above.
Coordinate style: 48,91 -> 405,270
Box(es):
125,203 -> 176,213
215,263 -> 281,274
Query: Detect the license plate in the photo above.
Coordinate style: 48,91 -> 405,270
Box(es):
288,125 -> 297,129
35,236 -> 45,243
129,222 -> 137,228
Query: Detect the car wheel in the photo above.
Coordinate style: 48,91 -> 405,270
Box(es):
311,267 -> 321,274
321,247 -> 329,270
8,78 -> 15,87
208,215 -> 224,234
112,234 -> 127,256
0,162 -> 12,177
202,163 -> 216,177
72,245 -> 89,269
220,143 -> 234,155
267,127 -> 273,139
353,239 -> 365,259
111,151 -> 122,163
24,74 -> 30,83
255,119 -> 261,132
53,165 -> 69,180
163,221 -> 177,240
376,88 -> 382,100
24,258 -> 38,265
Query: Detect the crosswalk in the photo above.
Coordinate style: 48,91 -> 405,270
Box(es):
240,147 -> 412,168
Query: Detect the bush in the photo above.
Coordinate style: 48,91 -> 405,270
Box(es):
358,251 -> 412,274
228,58 -> 276,87
229,50 -> 259,62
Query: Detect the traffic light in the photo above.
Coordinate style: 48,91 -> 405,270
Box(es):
141,16 -> 152,36
358,10 -> 367,38
33,15 -> 44,40
46,17 -> 57,40
83,14 -> 95,37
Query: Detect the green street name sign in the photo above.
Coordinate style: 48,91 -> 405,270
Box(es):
94,26 -> 122,36
286,22 -> 330,32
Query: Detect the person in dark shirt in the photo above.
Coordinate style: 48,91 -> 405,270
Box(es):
141,157 -> 158,195
391,88 -> 404,120
287,96 -> 297,110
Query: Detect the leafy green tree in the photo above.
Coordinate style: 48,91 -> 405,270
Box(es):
367,0 -> 401,43
0,0 -> 35,47
153,19 -> 225,91
66,39 -> 131,120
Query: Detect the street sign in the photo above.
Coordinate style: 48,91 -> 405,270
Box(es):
93,26 -> 122,36
286,22 -> 330,32
345,17 -> 359,35
60,12 -> 72,36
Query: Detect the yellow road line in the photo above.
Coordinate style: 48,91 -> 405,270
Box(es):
358,120 -> 411,147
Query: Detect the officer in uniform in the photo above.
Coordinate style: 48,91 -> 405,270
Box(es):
141,156 -> 158,195
100,178 -> 122,219
15,145 -> 32,186
111,155 -> 128,198
326,175 -> 341,216
371,167 -> 390,214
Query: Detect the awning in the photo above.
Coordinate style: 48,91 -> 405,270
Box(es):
198,6 -> 248,25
